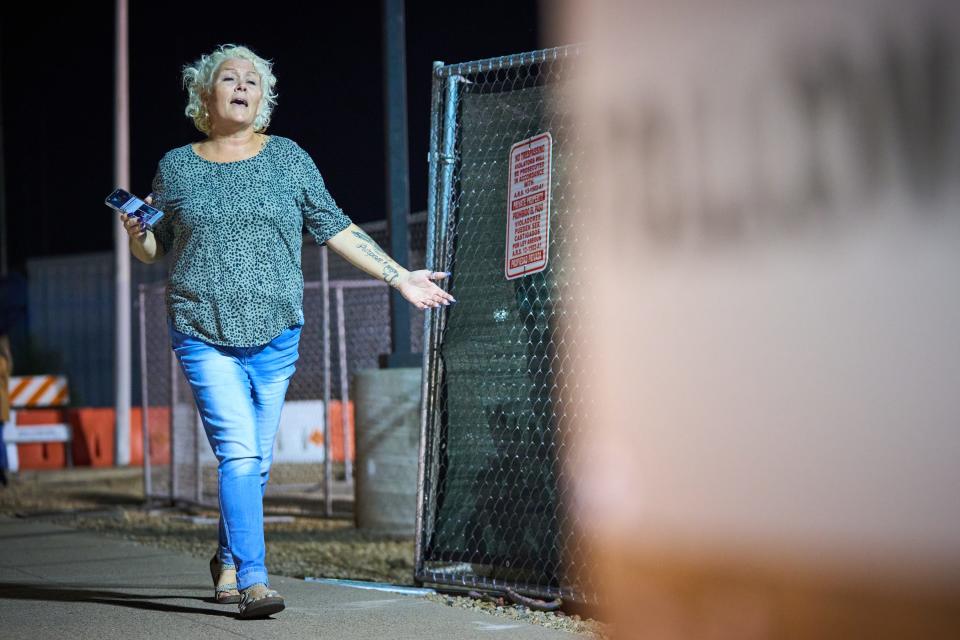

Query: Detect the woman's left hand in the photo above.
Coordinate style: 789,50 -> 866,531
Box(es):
397,271 -> 456,310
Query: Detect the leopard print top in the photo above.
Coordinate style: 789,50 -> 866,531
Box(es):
151,135 -> 352,347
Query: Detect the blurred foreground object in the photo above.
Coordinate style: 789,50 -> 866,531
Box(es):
558,0 -> 960,637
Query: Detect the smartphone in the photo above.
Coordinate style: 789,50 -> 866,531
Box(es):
105,188 -> 164,228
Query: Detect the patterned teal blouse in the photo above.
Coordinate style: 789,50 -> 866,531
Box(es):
151,135 -> 352,347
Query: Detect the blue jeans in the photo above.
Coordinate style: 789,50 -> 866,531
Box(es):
169,322 -> 301,590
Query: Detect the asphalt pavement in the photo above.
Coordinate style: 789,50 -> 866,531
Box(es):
0,515 -> 573,640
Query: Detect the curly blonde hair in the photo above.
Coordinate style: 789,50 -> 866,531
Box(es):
182,44 -> 278,134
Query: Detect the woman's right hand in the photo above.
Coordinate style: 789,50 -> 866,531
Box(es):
120,195 -> 153,242
120,212 -> 146,241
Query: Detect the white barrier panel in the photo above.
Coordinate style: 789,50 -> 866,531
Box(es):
193,400 -> 327,465
273,400 -> 326,463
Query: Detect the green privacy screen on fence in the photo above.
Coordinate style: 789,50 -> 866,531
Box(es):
416,45 -> 592,603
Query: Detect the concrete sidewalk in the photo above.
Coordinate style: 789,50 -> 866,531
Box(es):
0,516 -> 573,639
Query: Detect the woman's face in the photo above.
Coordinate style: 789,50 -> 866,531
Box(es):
206,57 -> 263,132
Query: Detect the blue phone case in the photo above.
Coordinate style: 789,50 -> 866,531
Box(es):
105,188 -> 164,228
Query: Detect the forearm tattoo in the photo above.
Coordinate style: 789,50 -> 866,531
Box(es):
351,228 -> 401,285
382,264 -> 400,286
351,229 -> 389,258
355,243 -> 385,265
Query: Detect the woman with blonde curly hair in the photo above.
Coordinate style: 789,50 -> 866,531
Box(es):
119,44 -> 454,618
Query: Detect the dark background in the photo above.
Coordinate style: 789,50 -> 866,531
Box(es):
0,0 -> 548,274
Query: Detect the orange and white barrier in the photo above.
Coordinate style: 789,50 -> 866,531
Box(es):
5,376 -> 72,472
8,375 -> 70,408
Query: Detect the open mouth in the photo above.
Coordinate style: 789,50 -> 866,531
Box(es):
230,97 -> 248,107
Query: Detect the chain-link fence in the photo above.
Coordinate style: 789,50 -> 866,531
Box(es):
415,45 -> 593,603
140,216 -> 426,516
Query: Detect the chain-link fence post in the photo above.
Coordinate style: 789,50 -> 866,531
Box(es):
168,344 -> 177,502
415,59 -> 461,585
334,286 -> 351,485
138,286 -> 151,498
415,60 -> 443,586
138,282 -> 176,506
321,245 -> 333,517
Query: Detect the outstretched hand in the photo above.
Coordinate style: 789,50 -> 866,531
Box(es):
397,270 -> 456,310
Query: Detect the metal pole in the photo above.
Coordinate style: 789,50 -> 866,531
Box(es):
195,409 -> 202,504
113,0 -> 132,466
335,287 -> 351,484
321,246 -> 333,516
383,0 -> 416,367
414,62 -> 445,583
414,64 -> 459,583
138,286 -> 151,499
438,75 -> 460,235
170,349 -> 178,503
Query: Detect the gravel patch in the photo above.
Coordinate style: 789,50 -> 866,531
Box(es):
425,593 -> 610,637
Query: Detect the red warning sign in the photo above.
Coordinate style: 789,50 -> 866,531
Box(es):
505,132 -> 552,280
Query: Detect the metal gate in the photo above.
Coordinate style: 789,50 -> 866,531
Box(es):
415,45 -> 594,602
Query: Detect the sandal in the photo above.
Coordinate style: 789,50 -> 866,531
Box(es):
238,583 -> 285,619
209,553 -> 241,604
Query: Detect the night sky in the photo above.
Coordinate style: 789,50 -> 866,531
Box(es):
0,1 -> 548,274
